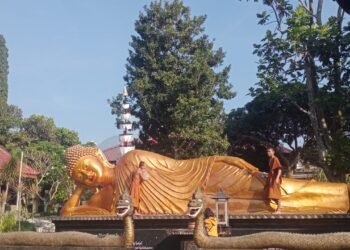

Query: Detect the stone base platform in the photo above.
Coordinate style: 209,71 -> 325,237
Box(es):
49,214 -> 350,250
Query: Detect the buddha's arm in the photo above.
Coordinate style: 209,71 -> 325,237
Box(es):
87,185 -> 115,211
60,186 -> 113,216
60,186 -> 84,216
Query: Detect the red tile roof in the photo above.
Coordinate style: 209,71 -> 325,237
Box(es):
103,146 -> 121,163
0,147 -> 40,179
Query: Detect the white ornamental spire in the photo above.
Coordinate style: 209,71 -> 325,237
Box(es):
118,85 -> 135,156
123,86 -> 128,96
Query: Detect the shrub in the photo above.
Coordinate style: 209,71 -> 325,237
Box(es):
0,212 -> 16,232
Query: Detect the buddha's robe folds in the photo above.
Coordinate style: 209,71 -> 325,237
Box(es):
114,150 -> 349,214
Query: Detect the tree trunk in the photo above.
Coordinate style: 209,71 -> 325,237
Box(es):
44,201 -> 49,214
316,0 -> 323,26
31,193 -> 37,216
331,7 -> 345,134
303,0 -> 346,182
304,53 -> 346,182
0,182 -> 9,214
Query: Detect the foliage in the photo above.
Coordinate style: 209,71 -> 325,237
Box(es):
54,127 -> 80,148
3,113 -> 79,150
24,141 -> 71,209
0,149 -> 20,214
21,115 -> 57,143
326,133 -> 350,174
111,0 -> 235,158
1,113 -> 78,214
225,84 -> 308,170
227,83 -> 310,146
82,141 -> 97,147
0,34 -> 8,103
0,213 -> 16,232
0,100 -> 22,147
233,0 -> 350,181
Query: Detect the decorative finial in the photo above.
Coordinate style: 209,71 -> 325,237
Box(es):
123,86 -> 128,96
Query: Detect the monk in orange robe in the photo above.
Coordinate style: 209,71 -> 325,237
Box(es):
266,147 -> 282,213
130,161 -> 149,214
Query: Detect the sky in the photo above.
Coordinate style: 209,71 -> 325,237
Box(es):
0,0 -> 341,145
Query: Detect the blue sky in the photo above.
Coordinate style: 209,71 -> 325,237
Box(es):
0,0 -> 340,145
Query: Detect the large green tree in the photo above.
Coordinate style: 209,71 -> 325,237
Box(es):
0,35 -> 20,148
1,113 -> 79,214
0,35 -> 8,103
21,115 -> 57,143
110,0 -> 235,158
54,127 -> 80,148
0,101 -> 22,147
24,141 -> 70,214
226,83 -> 310,173
237,0 -> 350,181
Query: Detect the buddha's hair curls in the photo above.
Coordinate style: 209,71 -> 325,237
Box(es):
65,145 -> 113,176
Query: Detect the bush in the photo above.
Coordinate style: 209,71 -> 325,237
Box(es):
0,212 -> 16,232
327,134 -> 350,179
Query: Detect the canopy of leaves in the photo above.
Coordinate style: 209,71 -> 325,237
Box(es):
226,83 -> 309,169
232,0 -> 350,181
111,0 -> 235,158
0,100 -> 22,147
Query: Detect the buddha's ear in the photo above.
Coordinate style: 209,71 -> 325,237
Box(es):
95,149 -> 115,169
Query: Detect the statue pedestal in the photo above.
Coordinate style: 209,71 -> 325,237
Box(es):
50,214 -> 350,250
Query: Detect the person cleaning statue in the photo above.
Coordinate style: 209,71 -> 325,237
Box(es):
266,147 -> 283,214
204,208 -> 218,237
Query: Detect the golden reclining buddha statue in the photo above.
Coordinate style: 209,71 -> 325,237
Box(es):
60,145 -> 349,216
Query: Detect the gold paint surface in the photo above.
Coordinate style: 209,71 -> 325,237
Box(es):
61,147 -> 349,216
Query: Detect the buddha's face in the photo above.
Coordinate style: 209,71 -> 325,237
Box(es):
72,156 -> 104,187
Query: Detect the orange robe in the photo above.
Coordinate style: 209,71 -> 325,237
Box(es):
267,156 -> 282,200
130,170 -> 142,210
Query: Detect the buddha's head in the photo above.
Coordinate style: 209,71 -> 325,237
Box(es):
65,145 -> 114,187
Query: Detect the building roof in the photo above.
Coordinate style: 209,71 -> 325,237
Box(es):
103,146 -> 122,163
0,147 -> 40,179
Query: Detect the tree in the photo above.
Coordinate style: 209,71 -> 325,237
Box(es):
24,141 -> 69,214
242,0 -> 350,181
0,149 -> 20,214
0,34 -> 8,103
0,101 -> 22,147
110,0 -> 235,158
21,115 -> 57,143
54,127 -> 80,148
226,83 -> 310,173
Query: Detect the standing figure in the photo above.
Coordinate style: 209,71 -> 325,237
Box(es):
130,161 -> 149,214
204,208 -> 218,237
266,147 -> 282,213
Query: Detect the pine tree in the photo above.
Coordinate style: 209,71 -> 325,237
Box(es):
110,0 -> 235,158
0,34 -> 9,103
